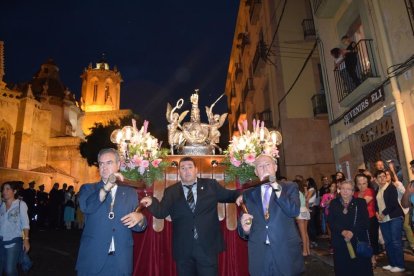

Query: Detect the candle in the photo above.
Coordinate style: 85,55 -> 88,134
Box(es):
259,128 -> 264,142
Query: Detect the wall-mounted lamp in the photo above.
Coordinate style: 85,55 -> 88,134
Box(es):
211,160 -> 219,167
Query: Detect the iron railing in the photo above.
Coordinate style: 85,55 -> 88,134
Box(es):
252,39 -> 267,75
311,93 -> 328,116
334,39 -> 379,103
302,19 -> 316,39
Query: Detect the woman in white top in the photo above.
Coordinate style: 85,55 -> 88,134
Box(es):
0,181 -> 30,275
295,179 -> 311,256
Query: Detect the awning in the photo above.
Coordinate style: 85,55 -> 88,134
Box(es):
331,106 -> 384,147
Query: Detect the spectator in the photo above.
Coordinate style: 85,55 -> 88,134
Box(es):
319,176 -> 331,235
341,35 -> 360,87
375,170 -> 405,272
401,160 -> 414,209
328,180 -> 373,276
295,179 -> 311,256
63,185 -> 75,230
387,164 -> 414,254
0,181 -> 31,275
320,182 -> 337,254
306,177 -> 320,247
354,174 -> 379,268
23,180 -> 37,226
48,183 -> 60,229
36,184 -> 48,228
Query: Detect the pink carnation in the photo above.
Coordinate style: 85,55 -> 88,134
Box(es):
230,157 -> 242,167
244,153 -> 256,164
140,160 -> 150,168
133,155 -> 143,166
151,159 -> 162,168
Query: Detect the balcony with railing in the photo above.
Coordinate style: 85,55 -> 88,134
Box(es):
302,19 -> 316,40
242,77 -> 255,101
234,63 -> 243,83
252,40 -> 267,76
333,39 -> 381,107
246,0 -> 262,25
236,32 -> 251,55
256,109 -> 272,128
311,93 -> 328,117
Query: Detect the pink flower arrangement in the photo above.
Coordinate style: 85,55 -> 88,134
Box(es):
224,119 -> 282,183
111,119 -> 169,186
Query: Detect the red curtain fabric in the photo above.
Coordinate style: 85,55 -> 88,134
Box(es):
132,210 -> 249,276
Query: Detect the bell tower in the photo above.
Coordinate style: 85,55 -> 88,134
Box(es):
80,55 -> 122,112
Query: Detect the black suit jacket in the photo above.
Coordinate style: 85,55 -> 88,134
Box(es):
148,178 -> 240,261
379,183 -> 404,219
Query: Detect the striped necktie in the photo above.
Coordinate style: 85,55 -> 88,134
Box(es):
185,183 -> 196,212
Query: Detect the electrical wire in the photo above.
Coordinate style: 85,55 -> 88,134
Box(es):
277,39 -> 318,128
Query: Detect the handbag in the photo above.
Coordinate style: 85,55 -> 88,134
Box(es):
353,205 -> 373,258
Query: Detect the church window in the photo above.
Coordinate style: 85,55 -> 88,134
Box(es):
0,124 -> 10,167
93,83 -> 98,102
104,84 -> 110,101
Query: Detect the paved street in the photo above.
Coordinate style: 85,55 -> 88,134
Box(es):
26,229 -> 413,275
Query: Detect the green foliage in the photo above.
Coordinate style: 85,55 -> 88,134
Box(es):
222,159 -> 258,184
79,114 -> 139,166
120,160 -> 169,186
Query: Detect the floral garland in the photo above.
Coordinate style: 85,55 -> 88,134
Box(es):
111,120 -> 169,186
224,119 -> 280,184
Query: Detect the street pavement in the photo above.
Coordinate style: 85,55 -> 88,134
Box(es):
25,229 -> 413,275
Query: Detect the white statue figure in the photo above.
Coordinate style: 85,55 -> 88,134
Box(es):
190,89 -> 200,123
166,99 -> 188,154
205,94 -> 227,153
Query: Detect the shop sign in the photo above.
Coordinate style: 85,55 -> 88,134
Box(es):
343,87 -> 384,125
359,117 -> 394,145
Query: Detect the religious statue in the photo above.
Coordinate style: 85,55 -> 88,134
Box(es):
205,95 -> 227,153
166,89 -> 228,155
166,99 -> 188,155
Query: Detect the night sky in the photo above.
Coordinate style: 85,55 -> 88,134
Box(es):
0,0 -> 239,141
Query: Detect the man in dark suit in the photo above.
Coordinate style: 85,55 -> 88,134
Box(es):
141,156 -> 241,276
238,154 -> 304,276
76,148 -> 147,276
23,180 -> 37,225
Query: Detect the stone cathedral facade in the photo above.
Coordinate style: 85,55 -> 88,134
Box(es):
0,41 -> 132,191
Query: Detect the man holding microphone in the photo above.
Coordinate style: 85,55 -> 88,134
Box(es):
238,154 -> 304,276
76,148 -> 147,276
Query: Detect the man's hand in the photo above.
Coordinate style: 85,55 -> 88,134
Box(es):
341,230 -> 353,241
240,213 -> 253,234
235,195 -> 243,206
121,212 -> 145,228
140,196 -> 153,207
270,182 -> 281,192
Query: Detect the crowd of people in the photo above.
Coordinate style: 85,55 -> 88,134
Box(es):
1,148 -> 414,275
5,181 -> 83,231
291,159 -> 414,274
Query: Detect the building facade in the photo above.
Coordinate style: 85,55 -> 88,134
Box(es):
0,42 -> 132,190
311,0 -> 414,180
225,0 -> 335,181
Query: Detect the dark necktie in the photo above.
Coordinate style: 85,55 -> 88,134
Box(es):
185,184 -> 196,212
185,184 -> 198,239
